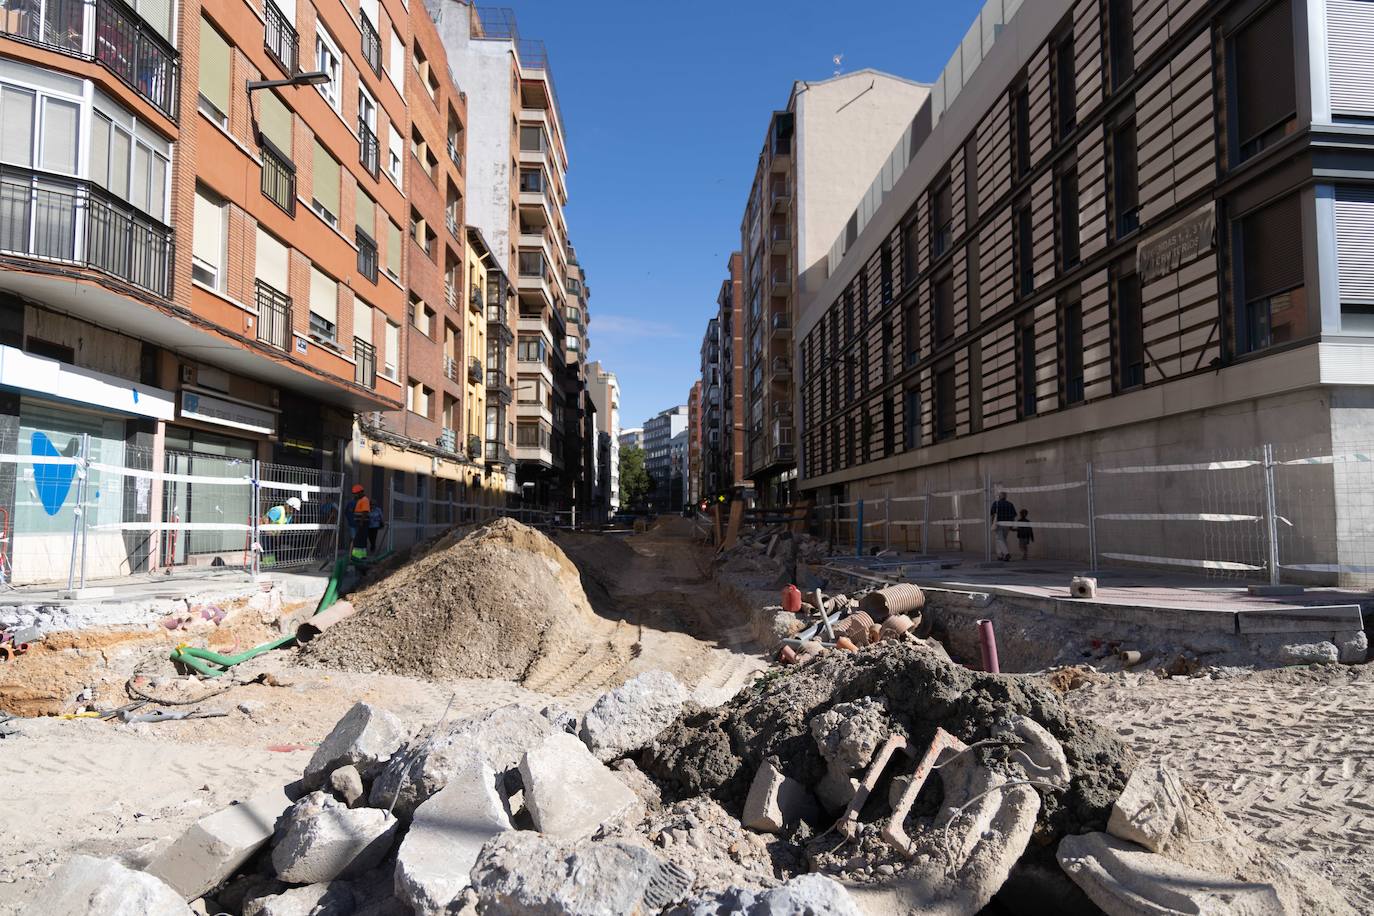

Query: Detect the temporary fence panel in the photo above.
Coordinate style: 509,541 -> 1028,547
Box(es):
989,470 -> 1092,566
1273,442 -> 1374,587
255,461 -> 342,574
160,450 -> 256,574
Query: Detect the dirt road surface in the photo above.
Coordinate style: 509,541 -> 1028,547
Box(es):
0,520 -> 765,914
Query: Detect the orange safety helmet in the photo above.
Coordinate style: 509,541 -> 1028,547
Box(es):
351,484 -> 365,494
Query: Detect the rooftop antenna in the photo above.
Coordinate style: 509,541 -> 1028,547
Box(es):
832,53 -> 844,76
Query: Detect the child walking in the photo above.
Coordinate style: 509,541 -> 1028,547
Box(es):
1016,508 -> 1034,560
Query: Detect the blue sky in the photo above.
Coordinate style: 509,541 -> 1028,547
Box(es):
510,1 -> 987,428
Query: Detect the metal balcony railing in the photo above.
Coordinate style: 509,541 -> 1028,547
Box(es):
467,434 -> 482,458
469,286 -> 484,314
0,164 -> 173,297
770,357 -> 791,380
260,142 -> 295,215
770,312 -> 790,332
437,427 -> 457,451
254,279 -> 292,351
484,439 -> 512,465
447,137 -> 463,170
443,355 -> 458,382
358,119 -> 379,177
359,13 -> 381,75
485,370 -> 512,403
355,229 -> 377,282
353,338 -> 376,388
486,302 -> 507,326
445,284 -> 457,310
468,357 -> 483,384
264,0 -> 297,75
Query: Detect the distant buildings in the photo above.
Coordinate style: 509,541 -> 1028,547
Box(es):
642,406 -> 687,512
585,360 -> 621,515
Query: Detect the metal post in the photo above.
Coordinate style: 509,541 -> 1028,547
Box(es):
856,500 -> 864,557
72,433 -> 91,590
1086,461 -> 1098,572
922,488 -> 931,556
984,473 -> 993,563
1262,443 -> 1281,586
250,458 -> 261,578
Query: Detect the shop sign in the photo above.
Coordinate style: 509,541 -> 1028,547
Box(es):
1137,202 -> 1216,282
181,391 -> 276,435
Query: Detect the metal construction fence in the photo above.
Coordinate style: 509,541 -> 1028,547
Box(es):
816,440 -> 1374,588
382,475 -> 565,554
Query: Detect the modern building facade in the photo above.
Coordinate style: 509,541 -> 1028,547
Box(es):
585,360 -> 621,513
739,71 -> 930,507
686,380 -> 702,507
698,320 -> 720,499
797,0 -> 1374,580
669,427 -> 688,512
642,405 -> 686,512
619,427 -> 643,452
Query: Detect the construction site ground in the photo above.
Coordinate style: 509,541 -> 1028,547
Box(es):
0,518 -> 1370,913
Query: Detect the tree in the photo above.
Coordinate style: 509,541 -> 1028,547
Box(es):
619,445 -> 651,509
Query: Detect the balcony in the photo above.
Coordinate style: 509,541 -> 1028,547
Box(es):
254,279 -> 292,351
260,142 -> 295,215
468,357 -> 483,384
0,164 -> 173,297
356,228 -> 377,282
467,434 -> 482,458
770,311 -> 790,338
770,357 -> 792,381
360,13 -> 381,76
437,427 -> 457,452
770,269 -> 792,293
445,283 -> 457,310
447,137 -> 464,171
469,285 -> 484,314
358,119 -> 379,178
443,355 -> 458,382
353,338 -> 376,388
768,223 -> 789,252
485,370 -> 513,404
264,0 -> 297,75
484,439 -> 513,466
770,183 -> 791,212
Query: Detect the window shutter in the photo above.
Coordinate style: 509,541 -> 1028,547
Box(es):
388,29 -> 405,86
386,220 -> 402,276
312,140 -> 340,217
138,0 -> 172,40
1242,194 -> 1303,301
89,113 -> 111,187
256,227 -> 289,291
192,188 -> 224,270
355,187 -> 376,237
0,86 -> 34,167
360,0 -> 378,25
199,18 -> 231,116
258,90 -> 292,155
1335,187 -> 1374,305
1233,0 -> 1295,141
384,321 -> 399,374
354,298 -> 373,343
1328,0 -> 1374,118
40,98 -> 79,174
309,266 -> 338,325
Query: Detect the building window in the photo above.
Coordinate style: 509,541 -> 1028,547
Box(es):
387,120 -> 403,182
1054,30 -> 1076,140
407,380 -> 432,418
411,295 -> 434,337
933,270 -> 954,344
935,361 -> 956,441
1015,203 -> 1034,297
357,87 -> 379,176
311,139 -> 340,226
882,397 -> 895,456
931,174 -> 953,259
191,184 -> 226,290
902,218 -> 920,286
1108,0 -> 1134,88
880,243 -> 894,304
1013,83 -> 1031,178
1061,289 -> 1084,405
517,335 -> 546,363
386,219 -> 402,280
410,209 -> 435,259
1059,169 -> 1080,269
904,303 -> 920,367
1112,119 -> 1139,238
198,18 -> 230,126
1231,0 -> 1297,163
968,344 -> 983,432
1116,271 -> 1143,389
309,265 -> 338,343
383,320 -> 399,379
314,28 -> 342,111
359,3 -> 381,76
963,138 -> 978,224
966,237 -> 981,327
89,95 -> 171,220
903,387 -> 919,450
1237,194 -> 1307,355
1017,316 -> 1037,418
387,27 -> 405,87
256,90 -> 295,214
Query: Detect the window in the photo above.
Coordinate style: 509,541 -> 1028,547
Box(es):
264,0 -> 297,75
387,27 -> 405,87
411,128 -> 437,181
410,295 -> 434,337
198,18 -> 230,126
1017,317 -> 1037,418
1054,31 -> 1076,140
386,120 -> 403,182
1237,194 -> 1307,354
1231,0 -> 1297,162
407,380 -> 432,417
257,89 -> 294,213
1015,203 -> 1034,296
904,303 -> 920,367
192,185 -> 226,289
882,397 -> 895,456
1108,0 -> 1134,88
935,361 -> 956,441
1112,120 -> 1139,237
359,0 -> 381,75
358,87 -> 379,176
355,223 -> 378,282
903,387 -> 919,450
1061,290 -> 1084,404
315,28 -> 342,110
90,94 -> 170,219
309,265 -> 338,342
413,42 -> 438,99
256,228 -> 291,350
880,243 -> 894,303
386,219 -> 402,280
963,139 -> 978,224
311,140 -> 340,226
969,344 -> 983,432
518,335 -> 546,363
966,237 -> 981,326
931,176 -> 953,259
1014,83 -> 1031,178
933,271 -> 954,344
410,209 -> 435,259
902,218 -> 920,284
1336,188 -> 1374,333
1116,271 -> 1143,389
383,320 -> 399,379
1059,169 -> 1080,268
520,168 -> 544,194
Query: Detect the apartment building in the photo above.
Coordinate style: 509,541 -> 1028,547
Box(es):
585,360 -> 621,513
642,405 -> 686,512
739,71 -> 930,507
798,0 -> 1374,579
687,380 -> 702,508
619,427 -> 643,452
561,242 -> 593,517
699,318 -> 721,499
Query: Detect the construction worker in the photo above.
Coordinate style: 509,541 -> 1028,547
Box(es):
350,485 -> 372,559
264,496 -> 300,526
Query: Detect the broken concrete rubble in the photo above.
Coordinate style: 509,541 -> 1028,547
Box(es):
27,854 -> 191,916
303,701 -> 406,788
1057,832 -> 1283,916
520,731 -> 642,838
244,881 -> 355,916
810,698 -> 887,774
1106,764 -> 1185,853
470,831 -> 693,915
394,755 -> 512,916
579,669 -> 689,762
670,873 -> 861,916
741,758 -> 818,834
328,765 -> 366,808
271,791 -> 398,884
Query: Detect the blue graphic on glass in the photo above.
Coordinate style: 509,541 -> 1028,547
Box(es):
31,432 -> 77,516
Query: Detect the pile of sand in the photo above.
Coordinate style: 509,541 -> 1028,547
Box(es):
301,518 -> 610,681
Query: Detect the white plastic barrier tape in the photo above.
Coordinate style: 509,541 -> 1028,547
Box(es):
930,518 -> 984,526
259,480 -> 342,496
0,454 -> 80,465
1280,452 -> 1374,466
1099,460 -> 1259,474
91,522 -> 252,532
1095,512 -> 1262,522
1099,552 -> 1263,571
994,521 -> 1088,529
888,495 -> 927,504
931,488 -> 984,499
1280,563 -> 1374,574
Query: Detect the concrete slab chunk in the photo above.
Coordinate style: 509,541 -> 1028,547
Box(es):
674,873 -> 861,915
146,784 -> 297,900
25,855 -> 191,916
742,759 -> 818,834
244,881 -> 354,916
1057,832 -> 1283,916
1236,604 -> 1363,635
304,702 -> 406,788
394,756 -> 512,916
1107,765 -> 1185,853
272,791 -> 399,884
579,670 -> 688,762
520,732 -> 641,839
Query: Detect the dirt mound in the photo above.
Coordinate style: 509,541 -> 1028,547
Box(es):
300,518 -> 612,681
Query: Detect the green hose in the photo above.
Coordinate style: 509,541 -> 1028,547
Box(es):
171,633 -> 298,677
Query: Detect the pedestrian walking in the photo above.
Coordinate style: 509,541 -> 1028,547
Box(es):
990,491 -> 1017,561
1016,508 -> 1034,560
349,485 -> 372,559
367,500 -> 385,552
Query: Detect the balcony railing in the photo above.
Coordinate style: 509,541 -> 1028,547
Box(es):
486,302 -> 507,326
447,137 -> 463,170
356,228 -> 377,282
468,357 -> 483,384
469,286 -> 484,314
0,0 -> 178,118
0,164 -> 173,297
770,357 -> 791,380
359,13 -> 381,75
445,283 -> 457,310
264,0 -> 297,75
467,433 -> 482,458
770,312 -> 790,333
354,338 -> 376,388
770,270 -> 791,290
254,279 -> 292,350
437,427 -> 457,451
358,119 -> 379,177
484,439 -> 512,465
485,370 -> 512,403
443,355 -> 458,382
260,142 -> 295,215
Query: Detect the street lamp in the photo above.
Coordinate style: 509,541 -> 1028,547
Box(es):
246,71 -> 332,93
